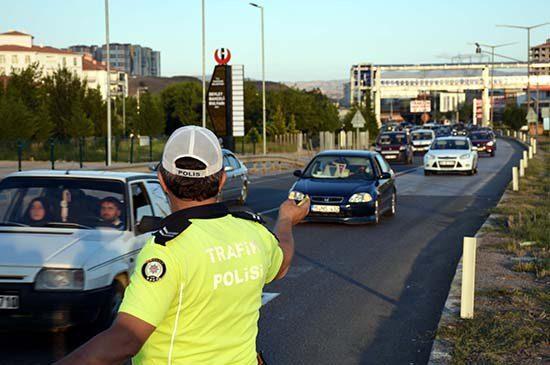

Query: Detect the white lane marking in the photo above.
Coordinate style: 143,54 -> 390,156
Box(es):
395,166 -> 420,177
261,292 -> 280,306
259,207 -> 280,215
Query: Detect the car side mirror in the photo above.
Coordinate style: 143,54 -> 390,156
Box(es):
293,169 -> 302,178
136,215 -> 162,235
380,172 -> 392,179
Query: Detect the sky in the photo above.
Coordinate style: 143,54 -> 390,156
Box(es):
2,0 -> 549,81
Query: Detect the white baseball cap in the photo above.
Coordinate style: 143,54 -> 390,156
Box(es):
161,126 -> 223,178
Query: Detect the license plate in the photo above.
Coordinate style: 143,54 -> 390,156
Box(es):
311,205 -> 340,213
0,295 -> 19,309
385,155 -> 397,159
439,162 -> 455,167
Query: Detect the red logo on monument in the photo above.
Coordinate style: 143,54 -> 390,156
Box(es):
214,48 -> 231,65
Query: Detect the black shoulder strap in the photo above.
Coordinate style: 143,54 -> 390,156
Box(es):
230,210 -> 266,224
152,217 -> 192,246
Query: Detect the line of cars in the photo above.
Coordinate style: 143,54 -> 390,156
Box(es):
288,123 -> 498,225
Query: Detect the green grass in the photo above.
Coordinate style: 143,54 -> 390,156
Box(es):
440,289 -> 549,365
439,137 -> 550,364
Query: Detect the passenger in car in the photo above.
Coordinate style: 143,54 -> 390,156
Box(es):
24,197 -> 52,227
98,197 -> 124,229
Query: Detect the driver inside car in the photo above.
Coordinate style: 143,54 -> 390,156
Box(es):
98,197 -> 124,229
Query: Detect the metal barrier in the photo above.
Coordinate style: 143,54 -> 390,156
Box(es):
239,155 -> 307,174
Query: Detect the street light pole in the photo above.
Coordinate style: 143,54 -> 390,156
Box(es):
474,42 -> 516,127
202,0 -> 206,128
497,23 -> 550,138
104,0 -> 112,166
250,3 -> 266,155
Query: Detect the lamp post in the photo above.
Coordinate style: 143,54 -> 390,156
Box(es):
250,2 -> 266,155
202,0 -> 206,128
104,0 -> 112,166
497,22 -> 550,137
474,42 -> 516,127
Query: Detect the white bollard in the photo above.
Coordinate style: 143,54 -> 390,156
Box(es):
512,166 -> 519,191
523,151 -> 528,168
533,139 -> 537,154
520,159 -> 525,177
528,146 -> 533,159
461,237 -> 477,319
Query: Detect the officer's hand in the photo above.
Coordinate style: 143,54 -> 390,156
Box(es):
278,196 -> 310,226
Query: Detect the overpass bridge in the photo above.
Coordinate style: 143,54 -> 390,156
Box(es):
350,62 -> 550,126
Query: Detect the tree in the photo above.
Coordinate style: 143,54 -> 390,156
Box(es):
0,94 -> 37,140
137,93 -> 164,136
288,114 -> 297,133
160,82 -> 202,134
272,104 -> 286,135
67,99 -> 94,138
503,103 -> 526,131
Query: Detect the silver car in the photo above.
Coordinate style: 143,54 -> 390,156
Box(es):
221,149 -> 249,205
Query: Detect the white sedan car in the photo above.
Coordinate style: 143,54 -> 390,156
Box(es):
423,136 -> 478,175
411,129 -> 435,153
0,170 -> 168,331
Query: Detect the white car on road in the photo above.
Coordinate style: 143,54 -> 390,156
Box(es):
411,129 -> 435,153
424,136 -> 478,175
0,170 -> 168,331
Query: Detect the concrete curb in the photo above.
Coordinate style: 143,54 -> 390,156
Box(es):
427,136 -> 528,364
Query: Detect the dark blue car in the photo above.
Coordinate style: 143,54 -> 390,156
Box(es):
290,150 -> 397,224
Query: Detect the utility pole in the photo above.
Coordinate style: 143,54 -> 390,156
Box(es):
105,0 -> 112,166
250,3 -> 266,154
497,22 -> 550,138
474,42 -> 516,127
202,0 -> 206,128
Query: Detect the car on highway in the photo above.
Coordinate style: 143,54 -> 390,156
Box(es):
469,130 -> 496,157
0,170 -> 169,331
423,136 -> 478,175
410,129 -> 435,153
221,149 -> 249,205
289,150 -> 396,224
374,132 -> 413,164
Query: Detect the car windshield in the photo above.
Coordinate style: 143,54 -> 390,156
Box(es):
303,155 -> 375,179
0,177 -> 127,230
431,139 -> 469,150
470,132 -> 491,141
412,132 -> 433,140
377,134 -> 407,145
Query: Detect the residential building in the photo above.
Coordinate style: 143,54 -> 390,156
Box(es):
531,38 -> 550,75
0,30 -> 82,77
69,43 -> 161,77
0,30 -> 126,99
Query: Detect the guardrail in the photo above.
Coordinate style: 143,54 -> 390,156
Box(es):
240,154 -> 308,174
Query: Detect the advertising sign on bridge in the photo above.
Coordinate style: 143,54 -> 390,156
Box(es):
410,100 -> 431,113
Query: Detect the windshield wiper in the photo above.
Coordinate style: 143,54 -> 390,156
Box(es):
43,222 -> 92,230
0,221 -> 29,227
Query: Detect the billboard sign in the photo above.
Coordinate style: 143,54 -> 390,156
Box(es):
207,65 -> 229,136
410,100 -> 431,113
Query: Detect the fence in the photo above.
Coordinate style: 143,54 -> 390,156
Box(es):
1,136 -> 167,169
318,131 -> 372,151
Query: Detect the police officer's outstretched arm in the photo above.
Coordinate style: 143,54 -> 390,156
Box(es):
273,197 -> 310,280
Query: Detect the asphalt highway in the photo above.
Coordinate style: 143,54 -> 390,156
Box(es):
0,138 -> 524,365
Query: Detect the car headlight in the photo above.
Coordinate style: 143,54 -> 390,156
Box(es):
349,193 -> 373,203
425,154 -> 436,160
288,191 -> 305,201
399,146 -> 406,150
460,153 -> 471,159
35,269 -> 84,291
487,141 -> 494,146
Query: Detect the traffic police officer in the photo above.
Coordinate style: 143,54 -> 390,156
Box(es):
56,126 -> 310,365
